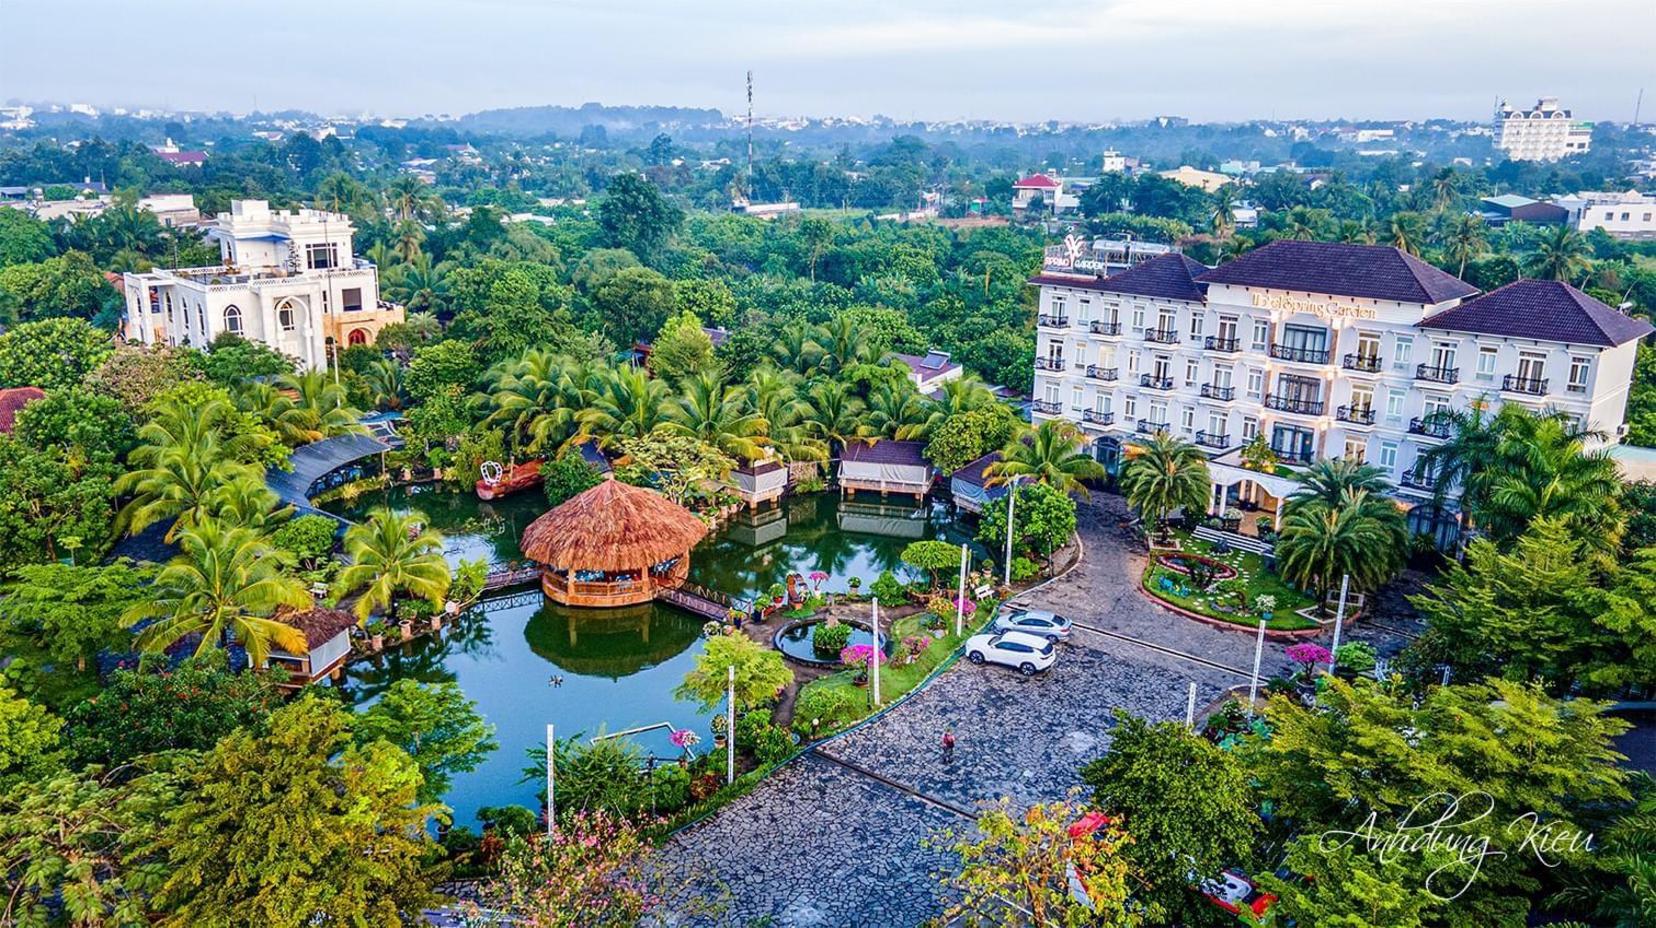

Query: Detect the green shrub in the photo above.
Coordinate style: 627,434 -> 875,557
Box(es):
735,708 -> 774,752
1010,557 -> 1039,582
647,763 -> 692,813
792,684 -> 860,737
1333,641 -> 1378,675
271,514 -> 338,567
476,804 -> 538,838
542,455 -> 603,508
869,569 -> 907,605
811,621 -> 852,657
753,725 -> 795,766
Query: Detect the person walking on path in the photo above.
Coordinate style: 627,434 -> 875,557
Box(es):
941,727 -> 956,764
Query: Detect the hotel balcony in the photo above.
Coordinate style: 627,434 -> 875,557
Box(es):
1408,416 -> 1453,439
1415,363 -> 1459,385
1031,399 -> 1062,415
1204,336 -> 1241,353
1139,374 -> 1175,391
1269,444 -> 1315,464
1089,320 -> 1123,337
1034,357 -> 1066,372
1195,430 -> 1230,449
1399,467 -> 1439,491
1199,383 -> 1236,402
1037,314 -> 1070,329
1264,393 -> 1325,416
1269,344 -> 1331,365
1085,365 -> 1119,382
1335,405 -> 1377,426
1501,374 -> 1548,396
1143,328 -> 1180,345
1082,409 -> 1115,427
1135,420 -> 1171,436
1342,353 -> 1383,374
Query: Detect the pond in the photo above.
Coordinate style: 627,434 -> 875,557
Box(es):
322,485 -> 975,826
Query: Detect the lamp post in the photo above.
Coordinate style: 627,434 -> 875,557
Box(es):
725,665 -> 736,785
1327,574 -> 1350,677
870,597 -> 881,708
1002,475 -> 1023,587
1246,618 -> 1267,718
545,723 -> 555,836
955,543 -> 969,636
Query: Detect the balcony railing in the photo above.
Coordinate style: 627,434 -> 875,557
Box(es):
1270,444 -> 1315,463
1195,430 -> 1230,449
1342,353 -> 1383,373
1408,417 -> 1453,438
1089,320 -> 1122,336
1143,328 -> 1180,344
1031,399 -> 1061,415
1336,405 -> 1376,425
1415,363 -> 1459,384
1135,420 -> 1170,435
1085,365 -> 1119,382
1034,357 -> 1065,372
1204,336 -> 1241,352
1270,344 -> 1331,364
1264,394 -> 1325,416
1082,409 -> 1115,426
1139,374 -> 1175,390
1399,467 -> 1438,490
1037,314 -> 1070,329
1502,374 -> 1548,396
1199,383 -> 1235,401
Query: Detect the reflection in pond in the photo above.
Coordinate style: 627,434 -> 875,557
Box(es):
523,602 -> 703,681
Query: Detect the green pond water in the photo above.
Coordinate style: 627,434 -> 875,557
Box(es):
323,485 -> 976,826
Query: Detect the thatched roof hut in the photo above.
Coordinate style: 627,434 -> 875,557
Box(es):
520,480 -> 708,607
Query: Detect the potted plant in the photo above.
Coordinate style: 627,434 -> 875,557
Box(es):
710,712 -> 729,749
398,617 -> 414,640
366,620 -> 386,652
1254,594 -> 1276,622
847,576 -> 862,596
768,582 -> 787,607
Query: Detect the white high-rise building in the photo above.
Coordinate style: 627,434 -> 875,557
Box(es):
1030,240 -> 1651,540
121,200 -> 404,369
1493,97 -> 1592,161
1553,190 -> 1656,238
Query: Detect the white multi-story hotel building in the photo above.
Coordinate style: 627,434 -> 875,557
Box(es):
121,200 -> 404,369
1554,190 -> 1656,239
1030,240 -> 1651,536
1493,97 -> 1592,162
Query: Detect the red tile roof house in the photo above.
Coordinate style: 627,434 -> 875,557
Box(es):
1012,173 -> 1063,215
0,386 -> 45,434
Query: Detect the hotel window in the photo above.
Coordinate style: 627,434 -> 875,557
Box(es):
1131,306 -> 1146,332
1391,336 -> 1413,372
1096,393 -> 1112,414
1245,369 -> 1263,398
1126,352 -> 1140,375
163,292 -> 173,314
1187,312 -> 1203,338
1242,417 -> 1258,440
1475,346 -> 1498,382
1251,320 -> 1269,351
305,242 -> 339,270
342,288 -> 363,313
1568,357 -> 1591,393
1622,213 -> 1631,221
196,305 -> 205,333
1385,389 -> 1406,423
1350,386 -> 1374,413
1043,383 -> 1060,404
1149,402 -> 1168,426
1071,386 -> 1083,411
1051,296 -> 1066,318
1124,396 -> 1137,419
1356,331 -> 1381,362
1342,439 -> 1366,462
1516,351 -> 1547,386
1077,298 -> 1092,323
1217,316 -> 1238,343
222,305 -> 242,334
1213,365 -> 1234,389
1180,407 -> 1195,431
321,291 -> 329,313
1208,413 -> 1227,434
1423,395 -> 1451,418
278,306 -> 296,332
1378,441 -> 1398,471
1184,359 -> 1199,385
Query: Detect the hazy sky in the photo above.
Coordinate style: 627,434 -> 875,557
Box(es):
3,0 -> 1651,123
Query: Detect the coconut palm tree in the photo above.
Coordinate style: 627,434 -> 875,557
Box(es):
276,370 -> 365,443
333,509 -> 452,621
986,419 -> 1106,498
745,368 -> 825,463
116,434 -> 263,540
575,364 -> 673,448
665,371 -> 770,462
392,219 -> 426,263
1478,416 -> 1623,553
1387,212 -> 1427,256
802,379 -> 865,461
1276,489 -> 1408,611
863,381 -> 930,440
121,519 -> 312,666
1524,224 -> 1593,282
812,316 -> 877,374
911,375 -> 997,440
1418,403 -> 1608,534
1429,168 -> 1461,210
386,175 -> 434,223
774,324 -> 821,375
1118,432 -> 1210,535
483,349 -> 584,456
1337,218 -> 1377,245
363,357 -> 407,411
383,251 -> 449,312
1443,212 -> 1488,278
203,474 -> 292,533
1289,458 -> 1395,507
1210,186 -> 1238,238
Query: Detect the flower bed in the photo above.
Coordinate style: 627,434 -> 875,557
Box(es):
1141,533 -> 1318,632
1153,553 -> 1238,582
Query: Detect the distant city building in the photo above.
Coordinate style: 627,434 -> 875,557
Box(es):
151,138 -> 207,168
1493,97 -> 1592,162
121,199 -> 405,368
1029,240 -> 1651,541
731,198 -> 801,219
1477,194 -> 1568,227
1100,150 -> 1127,173
1157,165 -> 1231,193
1553,190 -> 1656,238
138,193 -> 201,227
1011,173 -> 1079,218
892,350 -> 963,393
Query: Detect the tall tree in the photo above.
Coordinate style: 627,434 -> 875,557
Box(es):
1118,432 -> 1210,530
354,679 -> 497,804
332,509 -> 452,621
986,419 -> 1106,497
595,172 -> 683,256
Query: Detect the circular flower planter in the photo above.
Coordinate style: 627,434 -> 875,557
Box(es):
772,619 -> 890,668
1154,553 -> 1238,581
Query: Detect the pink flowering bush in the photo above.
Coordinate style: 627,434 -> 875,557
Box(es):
839,643 -> 886,670
668,728 -> 700,750
1285,642 -> 1332,679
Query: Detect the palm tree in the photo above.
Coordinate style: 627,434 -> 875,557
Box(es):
363,357 -> 407,411
483,349 -> 584,456
863,381 -> 930,440
774,324 -> 821,375
276,370 -> 365,443
1387,212 -> 1427,256
665,371 -> 770,462
392,219 -> 426,263
1337,218 -> 1376,245
203,474 -> 292,532
1289,458 -> 1395,507
802,379 -> 865,460
1276,489 -> 1407,611
1524,224 -> 1593,282
1118,432 -> 1210,536
386,175 -> 433,223
116,433 -> 263,540
911,375 -> 996,440
986,419 -> 1106,498
120,519 -> 312,666
745,368 -> 826,464
1429,168 -> 1461,210
382,251 -> 448,312
811,316 -> 876,374
575,364 -> 672,448
333,509 -> 452,621
1210,186 -> 1238,238
1284,206 -> 1323,241
1444,212 -> 1488,278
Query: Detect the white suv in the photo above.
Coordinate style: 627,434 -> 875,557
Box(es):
964,630 -> 1057,676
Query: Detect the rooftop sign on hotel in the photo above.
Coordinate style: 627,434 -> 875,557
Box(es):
1250,291 -> 1378,320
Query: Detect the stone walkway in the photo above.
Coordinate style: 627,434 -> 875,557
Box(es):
660,491 -> 1427,926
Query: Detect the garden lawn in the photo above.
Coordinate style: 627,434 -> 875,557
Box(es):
1142,533 -> 1319,632
791,598 -> 998,739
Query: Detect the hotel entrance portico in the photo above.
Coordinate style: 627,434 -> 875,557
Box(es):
1207,451 -> 1301,535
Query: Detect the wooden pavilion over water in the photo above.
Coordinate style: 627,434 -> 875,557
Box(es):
520,479 -> 709,608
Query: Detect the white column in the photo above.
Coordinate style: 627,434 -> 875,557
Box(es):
545,723 -> 555,835
725,665 -> 736,785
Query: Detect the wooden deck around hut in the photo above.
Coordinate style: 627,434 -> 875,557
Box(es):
540,559 -> 690,608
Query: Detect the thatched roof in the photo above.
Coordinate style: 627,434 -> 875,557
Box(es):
520,479 -> 707,572
274,606 -> 358,650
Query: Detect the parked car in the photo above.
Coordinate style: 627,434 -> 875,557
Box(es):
964,630 -> 1057,675
993,608 -> 1072,641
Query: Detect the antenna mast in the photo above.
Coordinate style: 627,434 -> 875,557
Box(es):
1635,88 -> 1644,126
745,70 -> 755,201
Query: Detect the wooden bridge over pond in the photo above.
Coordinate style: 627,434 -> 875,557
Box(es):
471,567 -> 746,622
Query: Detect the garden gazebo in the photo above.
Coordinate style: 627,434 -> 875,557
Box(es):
520,479 -> 709,608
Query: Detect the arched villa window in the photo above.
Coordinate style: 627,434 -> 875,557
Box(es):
277,299 -> 297,332
223,305 -> 243,334
347,328 -> 369,346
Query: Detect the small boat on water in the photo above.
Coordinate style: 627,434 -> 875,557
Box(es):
476,459 -> 545,500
